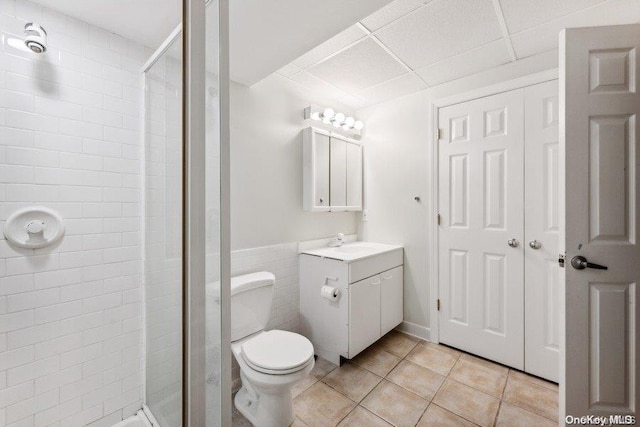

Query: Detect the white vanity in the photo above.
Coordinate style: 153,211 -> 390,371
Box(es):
299,242 -> 403,365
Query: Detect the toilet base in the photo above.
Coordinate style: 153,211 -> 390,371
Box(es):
234,378 -> 295,427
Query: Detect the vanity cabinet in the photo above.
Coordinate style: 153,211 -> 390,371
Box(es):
299,243 -> 403,365
303,127 -> 362,212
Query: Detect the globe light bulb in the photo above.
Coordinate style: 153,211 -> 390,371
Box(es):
323,108 -> 335,119
334,112 -> 346,124
345,117 -> 355,127
310,111 -> 321,121
354,120 -> 364,131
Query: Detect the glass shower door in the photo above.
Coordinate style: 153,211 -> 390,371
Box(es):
142,0 -> 229,425
143,33 -> 184,427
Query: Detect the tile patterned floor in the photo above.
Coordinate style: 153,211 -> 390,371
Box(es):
232,331 -> 559,427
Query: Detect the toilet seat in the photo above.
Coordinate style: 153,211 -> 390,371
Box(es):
241,330 -> 314,375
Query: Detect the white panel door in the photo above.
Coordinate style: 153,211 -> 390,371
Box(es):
349,275 -> 381,357
314,131 -> 330,209
438,89 -> 525,368
524,80 -> 561,382
563,24 -> 640,418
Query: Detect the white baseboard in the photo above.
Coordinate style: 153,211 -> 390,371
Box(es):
395,321 -> 431,342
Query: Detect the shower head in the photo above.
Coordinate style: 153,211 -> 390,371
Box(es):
24,23 -> 47,53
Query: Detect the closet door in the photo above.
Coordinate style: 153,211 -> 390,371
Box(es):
524,80 -> 560,382
438,89 -> 525,369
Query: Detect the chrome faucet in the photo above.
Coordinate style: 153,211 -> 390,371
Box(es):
328,233 -> 345,247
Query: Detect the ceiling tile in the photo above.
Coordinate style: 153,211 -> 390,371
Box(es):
356,72 -> 427,106
277,63 -> 303,78
375,0 -> 503,70
499,0 -> 607,34
417,39 -> 511,86
361,0 -> 431,32
510,0 -> 640,58
307,38 -> 408,93
290,71 -> 352,101
292,25 -> 367,69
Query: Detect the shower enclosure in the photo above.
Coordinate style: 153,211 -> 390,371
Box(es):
0,0 -> 230,425
142,0 -> 231,425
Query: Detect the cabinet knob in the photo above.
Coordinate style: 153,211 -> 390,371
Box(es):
319,197 -> 324,203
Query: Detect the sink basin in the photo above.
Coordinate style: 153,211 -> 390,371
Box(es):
333,246 -> 363,253
300,241 -> 402,263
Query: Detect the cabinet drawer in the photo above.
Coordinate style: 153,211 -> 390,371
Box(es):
349,248 -> 403,283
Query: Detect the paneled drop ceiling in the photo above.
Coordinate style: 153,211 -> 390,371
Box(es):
276,0 -> 640,108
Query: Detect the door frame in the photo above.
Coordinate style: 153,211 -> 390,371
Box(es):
428,69 -> 559,345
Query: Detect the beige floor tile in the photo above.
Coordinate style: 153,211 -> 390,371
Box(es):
432,379 -> 500,427
496,402 -> 557,427
322,363 -> 382,402
503,374 -> 558,422
425,342 -> 462,358
292,374 -> 318,399
416,403 -> 476,427
337,406 -> 392,427
406,342 -> 460,376
294,382 -> 356,427
376,331 -> 420,358
361,380 -> 428,427
292,417 -> 310,427
460,353 -> 508,374
386,360 -> 445,401
508,369 -> 558,391
351,345 -> 401,377
311,357 -> 338,379
449,358 -> 508,398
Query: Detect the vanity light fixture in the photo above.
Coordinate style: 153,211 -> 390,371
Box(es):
304,105 -> 364,135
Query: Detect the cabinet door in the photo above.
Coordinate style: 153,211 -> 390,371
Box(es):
380,266 -> 403,335
346,142 -> 363,211
330,137 -> 347,210
314,132 -> 330,209
349,275 -> 381,357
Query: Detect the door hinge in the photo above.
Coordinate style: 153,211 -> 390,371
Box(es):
437,214 -> 441,225
437,299 -> 440,311
558,253 -> 566,268
435,128 -> 442,141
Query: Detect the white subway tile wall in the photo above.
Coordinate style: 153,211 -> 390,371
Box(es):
0,1 -> 151,425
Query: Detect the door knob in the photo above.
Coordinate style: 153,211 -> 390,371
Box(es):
507,239 -> 519,248
529,240 -> 542,250
570,255 -> 608,270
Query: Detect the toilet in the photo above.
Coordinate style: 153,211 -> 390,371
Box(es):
229,272 -> 315,427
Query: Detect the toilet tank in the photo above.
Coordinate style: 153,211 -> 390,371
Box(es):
229,272 -> 275,341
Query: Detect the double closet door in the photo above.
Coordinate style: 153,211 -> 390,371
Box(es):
438,80 -> 560,382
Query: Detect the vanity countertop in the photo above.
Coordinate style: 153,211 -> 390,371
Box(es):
300,241 -> 402,263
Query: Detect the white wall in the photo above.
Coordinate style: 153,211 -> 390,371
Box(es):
230,75 -> 358,250
0,1 -> 149,425
357,50 -> 559,333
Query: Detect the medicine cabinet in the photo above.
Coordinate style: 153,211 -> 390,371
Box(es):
303,127 -> 362,212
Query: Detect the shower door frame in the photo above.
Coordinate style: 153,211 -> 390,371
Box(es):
182,0 -> 232,426
141,0 -> 231,425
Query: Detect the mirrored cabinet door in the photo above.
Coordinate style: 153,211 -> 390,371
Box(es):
315,132 -> 330,209
330,137 -> 347,210
303,127 -> 331,211
346,142 -> 363,210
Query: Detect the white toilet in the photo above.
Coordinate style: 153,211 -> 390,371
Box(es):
230,272 -> 315,427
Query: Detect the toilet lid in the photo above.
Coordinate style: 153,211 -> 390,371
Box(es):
241,330 -> 314,373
